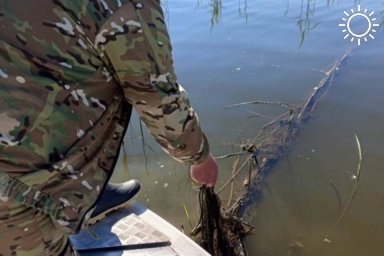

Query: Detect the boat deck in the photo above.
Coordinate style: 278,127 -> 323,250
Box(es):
69,200 -> 209,256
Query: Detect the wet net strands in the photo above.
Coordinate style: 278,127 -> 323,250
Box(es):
192,49 -> 353,256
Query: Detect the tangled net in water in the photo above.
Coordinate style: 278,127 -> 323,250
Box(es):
192,186 -> 250,256
191,50 -> 353,256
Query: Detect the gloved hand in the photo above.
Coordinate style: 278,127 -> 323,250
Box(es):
190,153 -> 218,187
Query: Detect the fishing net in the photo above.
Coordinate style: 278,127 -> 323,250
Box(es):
192,186 -> 248,256
191,51 -> 352,256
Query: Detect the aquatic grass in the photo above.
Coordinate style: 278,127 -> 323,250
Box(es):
297,0 -> 320,47
284,0 -> 290,16
195,0 -> 380,47
227,155 -> 240,207
139,118 -> 155,177
326,0 -> 336,7
210,0 -> 222,28
238,0 -> 248,24
381,2 -> 384,28
197,0 -> 249,29
122,141 -> 130,180
328,179 -> 342,221
181,201 -> 194,231
323,134 -> 364,243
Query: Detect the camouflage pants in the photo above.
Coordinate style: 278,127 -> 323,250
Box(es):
0,199 -> 72,256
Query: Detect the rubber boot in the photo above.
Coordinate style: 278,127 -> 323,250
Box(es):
88,179 -> 141,224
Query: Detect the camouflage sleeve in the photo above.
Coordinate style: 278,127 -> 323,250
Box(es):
96,0 -> 209,165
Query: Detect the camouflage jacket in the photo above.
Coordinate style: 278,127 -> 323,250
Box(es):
0,0 -> 209,233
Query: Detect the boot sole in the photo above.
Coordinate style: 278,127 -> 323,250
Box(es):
87,195 -> 138,225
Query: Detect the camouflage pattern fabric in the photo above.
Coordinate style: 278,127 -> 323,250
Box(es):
0,0 -> 209,255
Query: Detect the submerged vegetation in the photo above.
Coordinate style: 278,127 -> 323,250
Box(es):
146,1 -> 383,255
194,0 -> 384,45
323,134 -> 364,243
192,50 -> 360,255
296,0 -> 319,47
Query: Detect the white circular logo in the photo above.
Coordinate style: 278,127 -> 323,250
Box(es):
339,5 -> 380,45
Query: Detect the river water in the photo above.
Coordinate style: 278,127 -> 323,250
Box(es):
112,0 -> 384,255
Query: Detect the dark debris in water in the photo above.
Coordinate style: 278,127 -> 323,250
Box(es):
192,186 -> 250,256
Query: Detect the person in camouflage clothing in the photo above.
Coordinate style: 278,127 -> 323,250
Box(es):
0,0 -> 218,255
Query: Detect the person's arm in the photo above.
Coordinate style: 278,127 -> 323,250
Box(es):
97,0 -> 217,186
